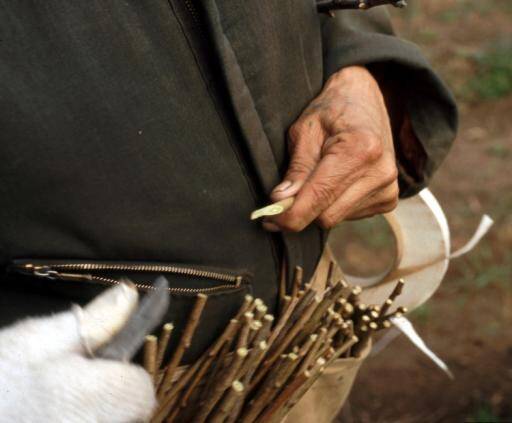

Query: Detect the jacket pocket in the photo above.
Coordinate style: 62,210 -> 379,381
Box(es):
9,259 -> 253,363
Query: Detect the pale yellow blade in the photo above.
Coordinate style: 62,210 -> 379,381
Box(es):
250,197 -> 295,220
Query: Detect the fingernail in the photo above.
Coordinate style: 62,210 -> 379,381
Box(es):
272,180 -> 293,194
262,221 -> 282,232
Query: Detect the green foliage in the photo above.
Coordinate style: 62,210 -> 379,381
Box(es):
452,244 -> 512,292
467,403 -> 501,422
486,144 -> 510,159
472,263 -> 512,289
410,303 -> 431,324
416,29 -> 439,44
438,9 -> 460,22
467,44 -> 512,100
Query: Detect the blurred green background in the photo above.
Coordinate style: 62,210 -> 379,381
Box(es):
335,1 -> 512,421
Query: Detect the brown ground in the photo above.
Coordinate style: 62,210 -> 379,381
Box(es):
337,1 -> 512,422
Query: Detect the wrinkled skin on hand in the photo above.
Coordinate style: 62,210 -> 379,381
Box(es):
264,66 -> 399,232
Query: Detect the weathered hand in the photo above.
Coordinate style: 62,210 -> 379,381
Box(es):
264,66 -> 399,232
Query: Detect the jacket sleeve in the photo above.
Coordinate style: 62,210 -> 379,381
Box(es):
321,8 -> 458,197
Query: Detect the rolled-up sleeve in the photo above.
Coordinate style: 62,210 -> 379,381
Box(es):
321,8 -> 458,197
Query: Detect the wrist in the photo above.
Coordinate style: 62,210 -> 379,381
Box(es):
325,65 -> 378,91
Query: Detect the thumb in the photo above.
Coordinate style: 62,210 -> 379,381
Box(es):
271,122 -> 322,202
0,283 -> 138,363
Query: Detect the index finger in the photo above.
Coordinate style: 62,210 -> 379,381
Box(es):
270,152 -> 361,231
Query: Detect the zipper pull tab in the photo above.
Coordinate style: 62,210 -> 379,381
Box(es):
13,263 -> 93,282
31,265 -> 60,279
13,263 -> 59,279
235,276 -> 243,288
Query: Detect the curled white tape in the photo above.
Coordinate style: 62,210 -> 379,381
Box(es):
332,188 -> 493,312
329,188 -> 493,377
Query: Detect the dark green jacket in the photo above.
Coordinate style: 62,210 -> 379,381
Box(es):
0,1 -> 457,360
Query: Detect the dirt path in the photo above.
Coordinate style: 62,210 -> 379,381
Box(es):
340,1 -> 512,421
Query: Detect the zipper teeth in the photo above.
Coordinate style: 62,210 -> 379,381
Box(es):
90,275 -> 240,294
48,263 -> 239,283
14,262 -> 243,294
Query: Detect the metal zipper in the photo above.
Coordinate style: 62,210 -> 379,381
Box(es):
14,262 -> 243,294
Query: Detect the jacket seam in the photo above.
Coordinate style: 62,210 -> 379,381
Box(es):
166,0 -> 281,277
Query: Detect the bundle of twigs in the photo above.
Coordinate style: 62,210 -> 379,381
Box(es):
144,265 -> 406,423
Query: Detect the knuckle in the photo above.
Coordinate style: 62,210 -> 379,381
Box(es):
318,213 -> 338,229
288,121 -> 307,144
390,182 -> 400,200
359,136 -> 384,163
379,197 -> 399,213
382,164 -> 399,185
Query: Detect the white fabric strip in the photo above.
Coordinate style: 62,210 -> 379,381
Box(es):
391,316 -> 454,379
450,214 -> 494,259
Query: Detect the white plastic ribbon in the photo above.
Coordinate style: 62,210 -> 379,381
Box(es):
370,213 -> 494,379
391,316 -> 454,379
450,214 -> 494,259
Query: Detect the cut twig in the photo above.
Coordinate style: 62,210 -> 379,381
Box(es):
254,302 -> 268,321
276,358 -> 327,420
195,320 -> 240,405
293,282 -> 345,346
334,297 -> 346,313
155,323 -> 173,371
237,340 -> 268,382
209,380 -> 245,423
194,347 -> 248,423
326,261 -> 335,289
265,295 -> 300,351
143,335 -> 158,384
228,341 -> 269,423
248,320 -> 263,346
258,297 -> 320,386
158,293 -> 208,398
347,285 -> 362,305
250,299 -> 264,315
379,319 -> 392,329
341,302 -> 354,319
298,327 -> 327,374
235,295 -> 255,321
297,333 -> 318,362
378,299 -> 393,319
241,355 -> 288,423
255,371 -> 310,423
291,266 -> 303,300
237,312 -> 254,349
279,259 -> 287,303
278,295 -> 291,321
271,288 -> 316,347
314,338 -> 333,362
252,314 -> 273,346
151,358 -> 202,423
176,319 -> 240,409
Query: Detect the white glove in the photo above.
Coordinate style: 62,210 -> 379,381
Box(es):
0,283 -> 157,423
